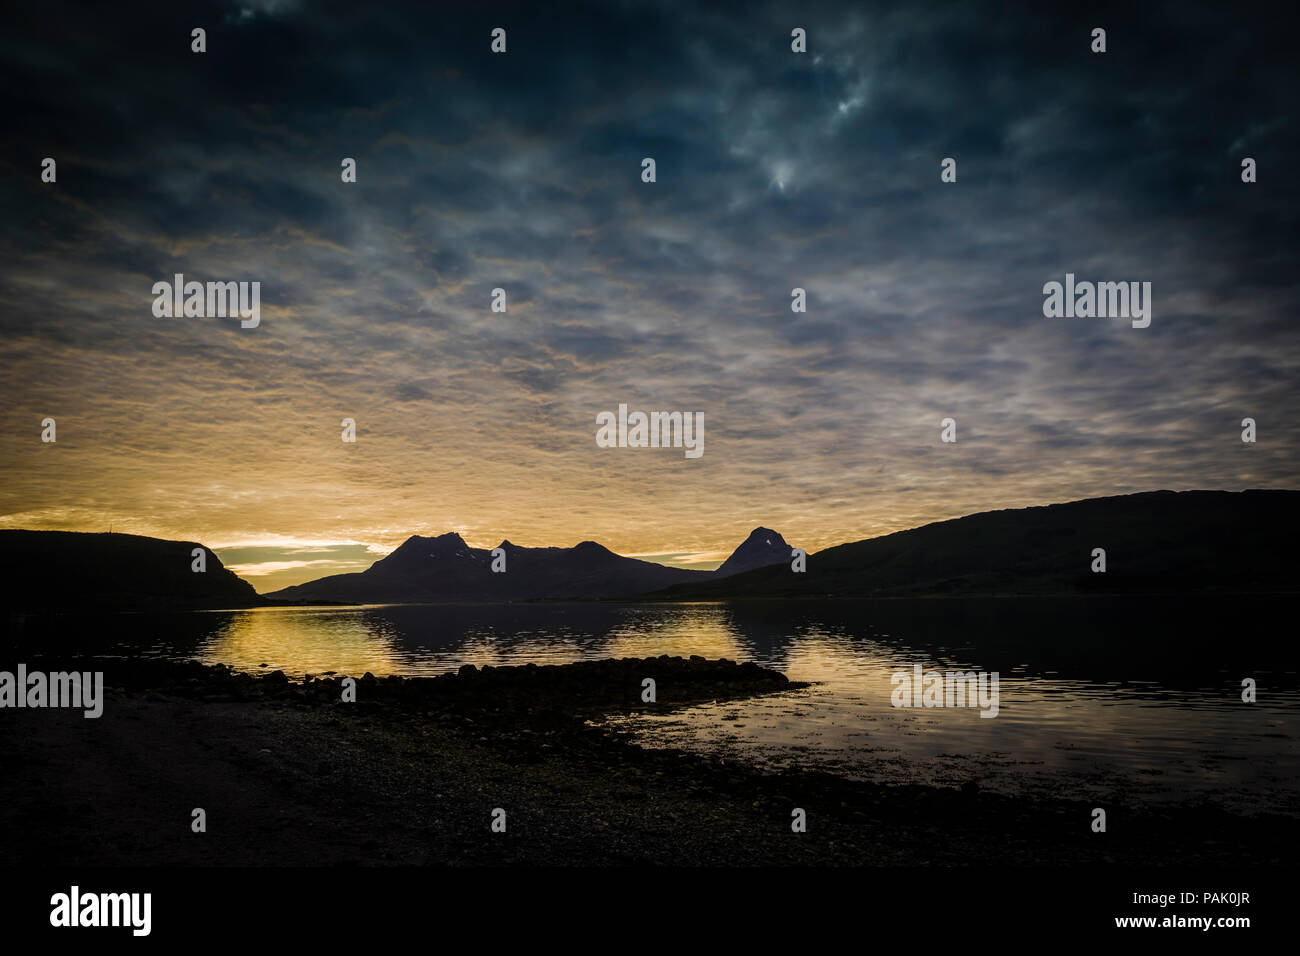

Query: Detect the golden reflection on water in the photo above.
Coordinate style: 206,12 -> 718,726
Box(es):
198,606 -> 409,675
183,601 -> 1300,816
195,603 -> 755,676
604,605 -> 749,661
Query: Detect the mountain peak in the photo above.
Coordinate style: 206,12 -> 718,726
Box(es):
372,531 -> 472,572
392,530 -> 466,547
425,532 -> 471,559
716,527 -> 791,578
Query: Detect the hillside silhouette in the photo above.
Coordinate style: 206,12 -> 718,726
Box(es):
644,490 -> 1300,600
0,530 -> 261,611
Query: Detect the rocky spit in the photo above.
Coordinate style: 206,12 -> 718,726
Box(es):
1,654 -> 1292,866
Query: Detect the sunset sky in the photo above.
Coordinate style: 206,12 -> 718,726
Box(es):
2,0 -> 1297,592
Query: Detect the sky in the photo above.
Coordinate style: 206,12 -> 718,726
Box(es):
2,0 -> 1297,593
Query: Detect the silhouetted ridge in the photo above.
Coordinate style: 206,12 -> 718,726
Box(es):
644,490 -> 1300,600
267,534 -> 711,603
0,530 -> 261,612
715,527 -> 791,577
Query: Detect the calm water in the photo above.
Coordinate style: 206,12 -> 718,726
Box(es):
9,597 -> 1297,814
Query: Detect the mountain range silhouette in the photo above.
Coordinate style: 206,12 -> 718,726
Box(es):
264,527 -> 792,603
2,490 -> 1297,612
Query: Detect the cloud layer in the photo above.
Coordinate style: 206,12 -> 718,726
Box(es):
2,0 -> 1297,589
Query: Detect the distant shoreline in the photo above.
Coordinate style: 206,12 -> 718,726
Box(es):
8,587 -> 1300,619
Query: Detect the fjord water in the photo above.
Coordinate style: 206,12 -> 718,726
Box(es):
13,596 -> 1296,815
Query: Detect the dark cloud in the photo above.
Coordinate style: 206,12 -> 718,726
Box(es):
1,0 -> 1297,585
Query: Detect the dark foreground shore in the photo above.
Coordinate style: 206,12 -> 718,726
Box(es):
1,654 -> 1293,866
